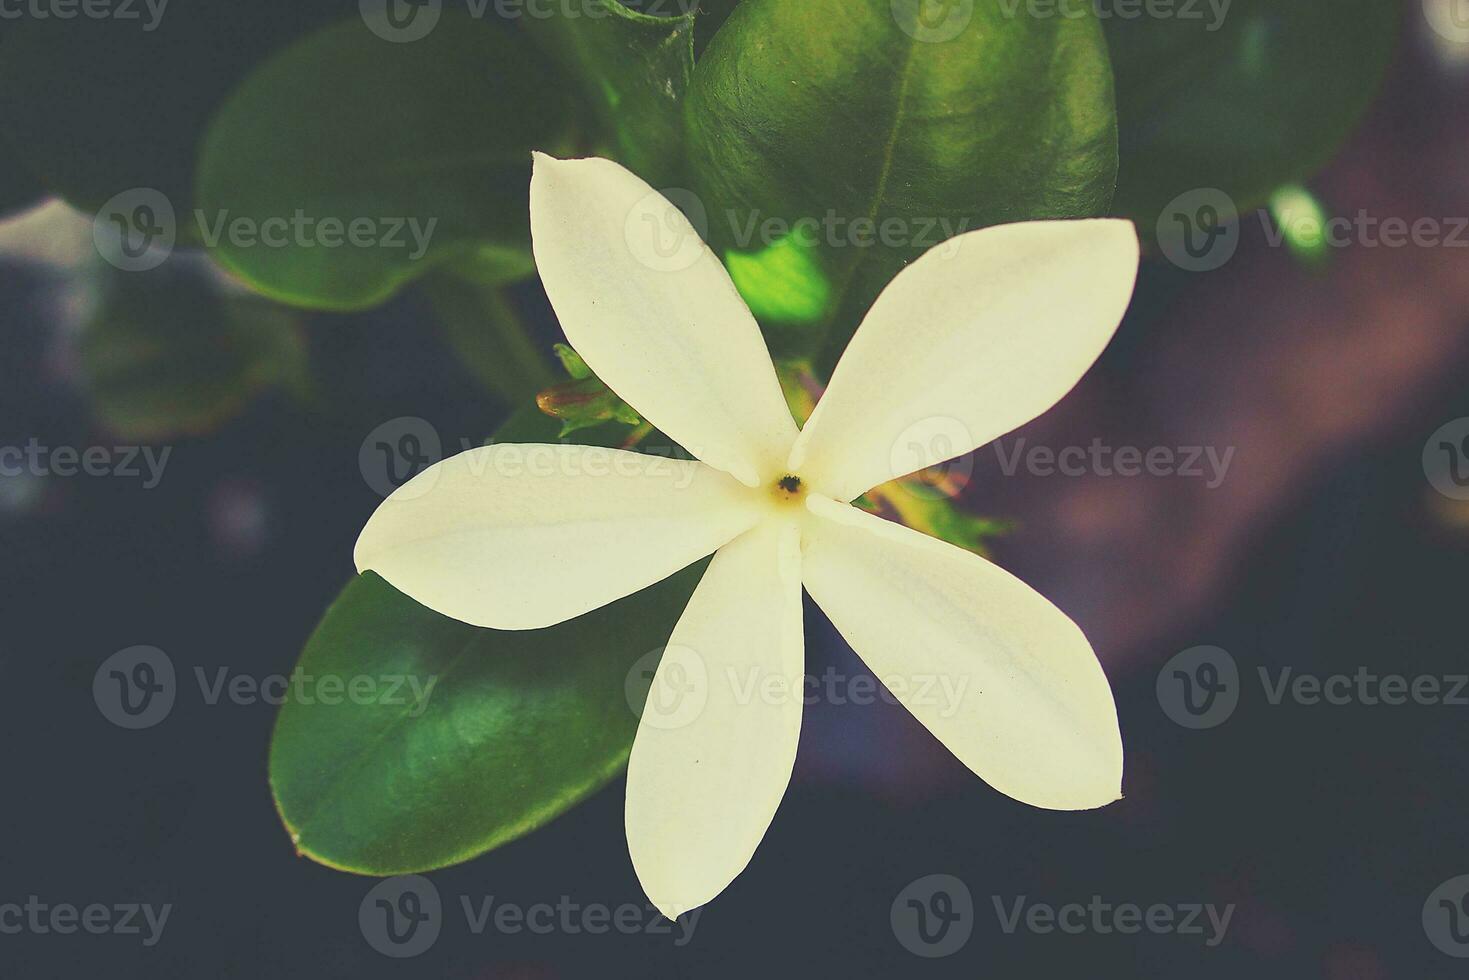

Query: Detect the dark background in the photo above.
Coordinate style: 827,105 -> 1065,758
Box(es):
2,1 -> 1469,976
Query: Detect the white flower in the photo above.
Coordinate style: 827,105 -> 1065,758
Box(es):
356,154 -> 1140,919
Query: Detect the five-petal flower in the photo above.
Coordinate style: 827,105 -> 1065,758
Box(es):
355,154 -> 1140,919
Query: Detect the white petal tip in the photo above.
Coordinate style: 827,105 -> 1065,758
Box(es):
653,901 -> 689,922
1024,790 -> 1123,813
1028,774 -> 1124,812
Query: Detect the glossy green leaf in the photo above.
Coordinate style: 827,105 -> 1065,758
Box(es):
724,233 -> 831,324
0,2 -> 342,215
685,0 -> 1118,366
421,274 -> 555,406
520,0 -> 696,187
79,262 -> 307,440
270,409 -> 701,875
1107,0 -> 1397,233
196,13 -> 581,311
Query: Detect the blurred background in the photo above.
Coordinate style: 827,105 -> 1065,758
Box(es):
2,0 -> 1468,976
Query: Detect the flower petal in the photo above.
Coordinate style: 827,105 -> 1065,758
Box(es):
626,518 -> 804,919
801,495 -> 1123,810
791,219 -> 1140,501
354,444 -> 761,630
530,153 -> 798,487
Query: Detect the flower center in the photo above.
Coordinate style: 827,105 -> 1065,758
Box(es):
771,474 -> 807,505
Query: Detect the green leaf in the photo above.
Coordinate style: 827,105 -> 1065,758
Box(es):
270,409 -> 700,875
196,13 -> 581,311
79,263 -> 307,440
0,2 -> 342,215
858,480 -> 1013,558
724,232 -> 831,324
684,0 -> 1118,366
421,274 -> 555,405
520,0 -> 696,187
1107,0 -> 1397,233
